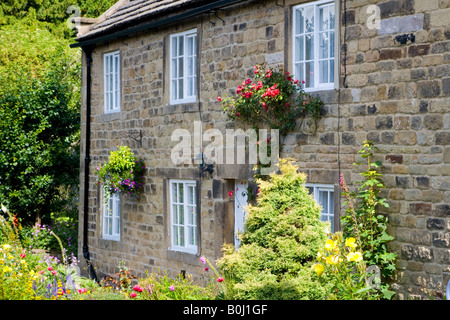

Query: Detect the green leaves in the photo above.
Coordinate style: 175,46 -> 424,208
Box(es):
341,141 -> 397,294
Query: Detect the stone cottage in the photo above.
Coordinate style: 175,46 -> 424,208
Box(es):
72,0 -> 450,299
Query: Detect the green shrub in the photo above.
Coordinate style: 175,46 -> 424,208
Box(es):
217,158 -> 329,299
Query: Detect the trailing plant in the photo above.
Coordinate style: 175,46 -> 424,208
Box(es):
340,141 -> 397,294
97,146 -> 145,200
219,65 -> 323,136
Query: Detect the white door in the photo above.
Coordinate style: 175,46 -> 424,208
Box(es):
234,180 -> 248,249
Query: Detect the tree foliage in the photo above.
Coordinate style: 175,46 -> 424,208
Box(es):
0,52 -> 80,224
0,0 -> 118,38
0,1 -> 112,224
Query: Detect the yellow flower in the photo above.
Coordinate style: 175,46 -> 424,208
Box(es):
324,239 -> 335,251
345,237 -> 357,249
347,251 -> 363,262
312,263 -> 324,276
3,266 -> 12,273
317,251 -> 323,260
2,244 -> 11,251
326,255 -> 339,265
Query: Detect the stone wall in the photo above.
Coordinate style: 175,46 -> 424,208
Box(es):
78,0 -> 449,299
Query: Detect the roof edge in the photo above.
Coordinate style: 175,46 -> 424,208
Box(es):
71,0 -> 247,48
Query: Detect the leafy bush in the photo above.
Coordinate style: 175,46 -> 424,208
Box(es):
217,158 -> 329,299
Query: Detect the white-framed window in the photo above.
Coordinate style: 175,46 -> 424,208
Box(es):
104,51 -> 120,113
169,29 -> 197,104
306,184 -> 336,232
103,192 -> 120,241
169,180 -> 197,254
293,0 -> 336,91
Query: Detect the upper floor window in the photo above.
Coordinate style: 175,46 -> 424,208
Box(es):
306,184 -> 336,232
170,29 -> 197,104
104,51 -> 120,113
169,180 -> 197,254
293,1 -> 336,91
103,192 -> 120,241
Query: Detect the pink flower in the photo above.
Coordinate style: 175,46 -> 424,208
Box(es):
236,112 -> 240,116
217,96 -> 222,101
20,253 -> 26,258
205,267 -> 209,272
51,271 -> 57,276
200,256 -> 206,264
243,91 -> 253,98
133,285 -> 143,292
228,191 -> 233,197
257,81 -> 263,89
47,266 -> 53,271
130,292 -> 137,298
78,288 -> 87,294
262,84 -> 279,98
302,80 -> 306,84
169,285 -> 175,291
217,277 -> 224,282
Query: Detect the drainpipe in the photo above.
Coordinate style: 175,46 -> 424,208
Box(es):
82,46 -> 98,283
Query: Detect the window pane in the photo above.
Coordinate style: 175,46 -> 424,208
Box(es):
189,226 -> 196,246
178,36 -> 184,56
179,204 -> 184,225
319,32 -> 329,59
179,227 -> 185,246
330,31 -> 335,58
295,8 -> 304,34
319,190 -> 329,212
178,79 -> 183,99
320,60 -> 328,84
330,5 -> 335,30
330,59 -> 335,83
295,36 -> 304,62
187,185 -> 195,205
319,6 -> 329,31
304,6 -> 314,33
173,204 -> 179,224
171,37 -> 178,57
305,34 -> 314,60
173,226 -> 179,246
305,62 -> 314,88
187,206 -> 195,225
329,191 -> 334,214
187,36 -> 193,56
295,63 -> 304,84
